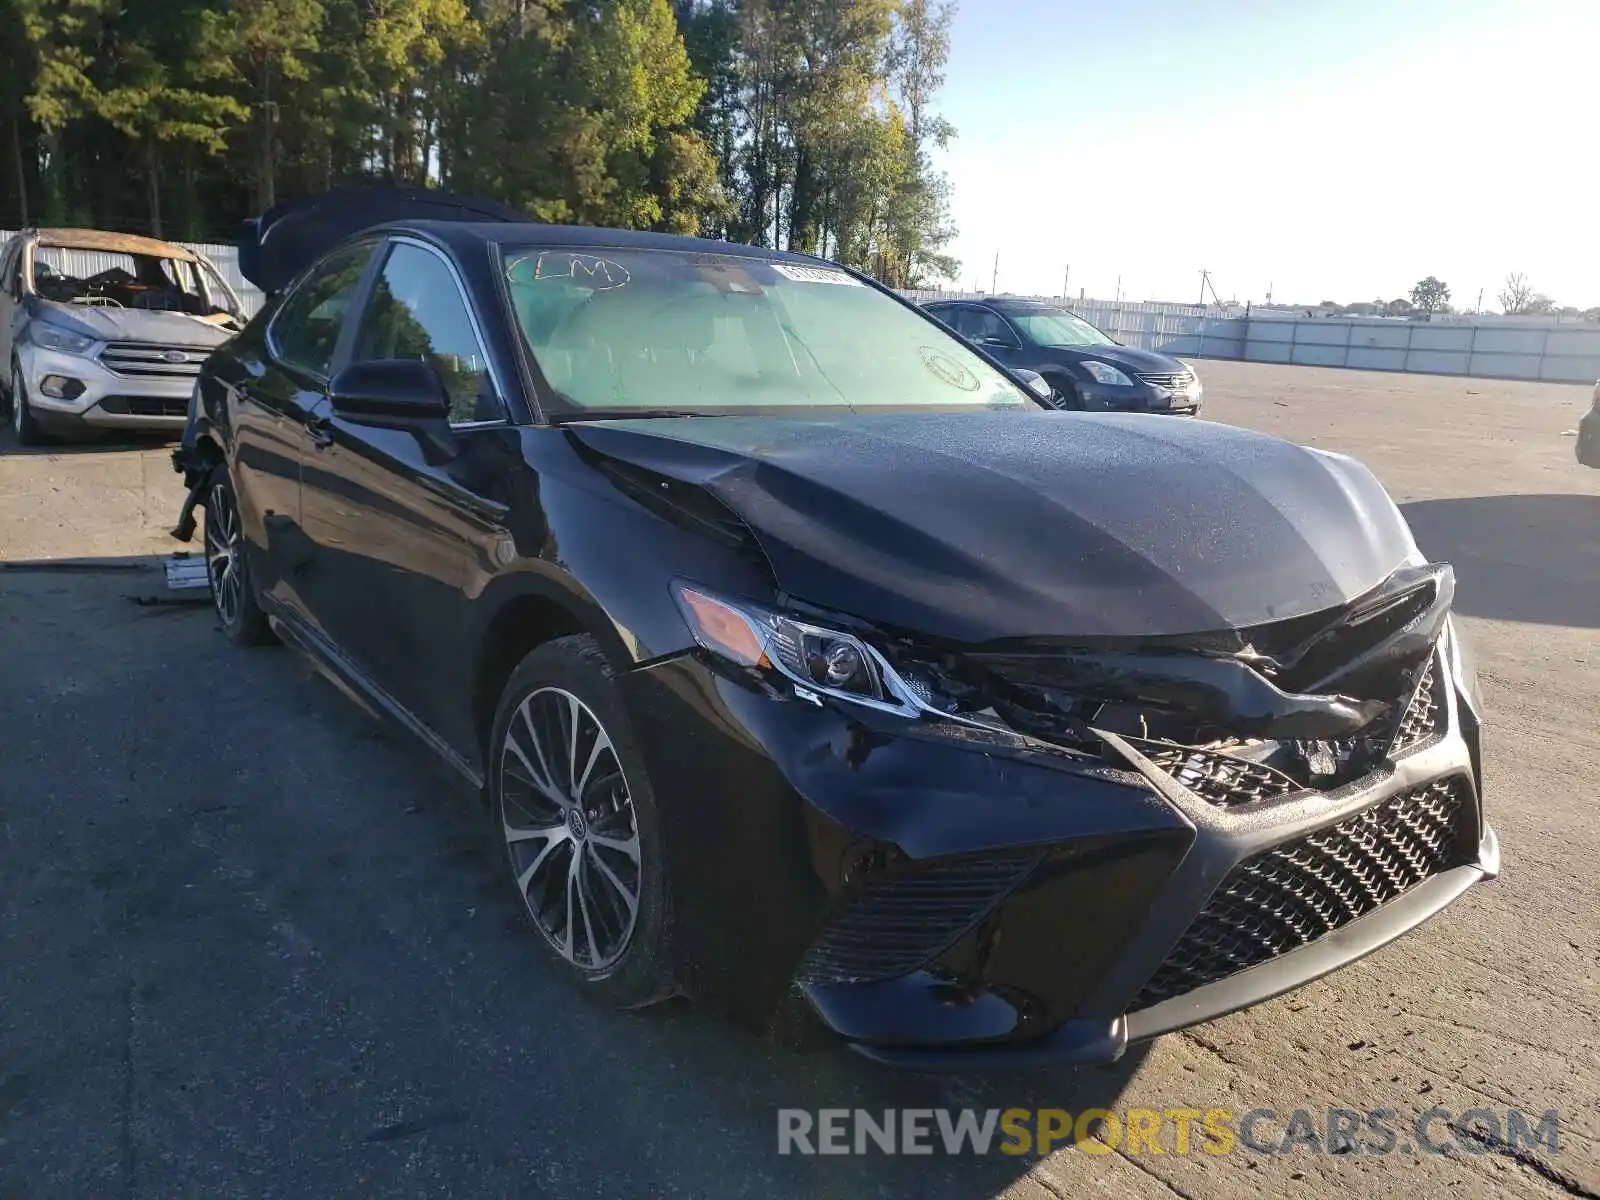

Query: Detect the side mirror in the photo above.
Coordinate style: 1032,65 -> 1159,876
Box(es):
329,359 -> 450,421
978,334 -> 1019,351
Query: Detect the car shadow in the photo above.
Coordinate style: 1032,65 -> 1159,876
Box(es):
1402,493 -> 1600,629
0,563 -> 1161,1198
0,414 -> 176,456
373,689 -> 1161,1195
0,435 -> 176,456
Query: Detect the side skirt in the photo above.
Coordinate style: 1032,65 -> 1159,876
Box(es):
262,595 -> 485,791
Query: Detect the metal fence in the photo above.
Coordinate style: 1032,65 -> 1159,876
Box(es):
6,227 -> 1596,384
1241,315 -> 1600,382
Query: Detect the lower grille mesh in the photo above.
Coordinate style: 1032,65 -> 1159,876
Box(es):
1391,654 -> 1443,755
1131,740 -> 1304,808
797,850 -> 1044,986
1130,776 -> 1476,1009
99,395 -> 189,417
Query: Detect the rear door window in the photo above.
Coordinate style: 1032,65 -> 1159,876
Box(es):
964,308 -> 1016,344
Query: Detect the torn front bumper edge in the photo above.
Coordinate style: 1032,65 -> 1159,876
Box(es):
170,440 -> 213,543
847,824 -> 1498,1070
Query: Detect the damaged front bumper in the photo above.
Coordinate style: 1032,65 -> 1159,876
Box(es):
619,571 -> 1496,1067
169,389 -> 214,542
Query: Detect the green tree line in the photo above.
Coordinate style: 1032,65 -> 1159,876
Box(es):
0,0 -> 959,286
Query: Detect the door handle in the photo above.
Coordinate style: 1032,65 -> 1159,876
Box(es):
306,416 -> 334,449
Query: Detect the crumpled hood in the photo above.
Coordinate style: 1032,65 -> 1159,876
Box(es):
570,411 -> 1419,644
32,299 -> 235,347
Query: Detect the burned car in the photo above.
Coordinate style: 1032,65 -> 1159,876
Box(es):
174,189 -> 1496,1066
0,227 -> 244,443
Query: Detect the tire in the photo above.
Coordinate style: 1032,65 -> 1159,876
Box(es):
1044,374 -> 1081,410
489,634 -> 676,1008
10,363 -> 46,446
203,471 -> 273,646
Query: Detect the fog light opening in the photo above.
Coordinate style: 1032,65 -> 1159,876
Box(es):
39,374 -> 85,400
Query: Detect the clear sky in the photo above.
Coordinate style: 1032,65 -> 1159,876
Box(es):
931,0 -> 1599,309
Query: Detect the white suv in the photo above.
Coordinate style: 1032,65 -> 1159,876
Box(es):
0,228 -> 243,445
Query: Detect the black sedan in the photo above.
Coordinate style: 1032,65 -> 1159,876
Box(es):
924,297 -> 1203,414
176,190 -> 1496,1067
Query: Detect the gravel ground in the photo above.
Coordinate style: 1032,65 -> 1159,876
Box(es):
2,361 -> 1597,1199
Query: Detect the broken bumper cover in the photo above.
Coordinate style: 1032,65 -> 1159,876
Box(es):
621,630 -> 1494,1068
836,821 -> 1497,1070
169,391 -> 213,542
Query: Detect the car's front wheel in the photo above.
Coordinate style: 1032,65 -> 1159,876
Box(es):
203,471 -> 272,645
490,635 -> 676,1008
1044,374 -> 1081,410
10,364 -> 45,446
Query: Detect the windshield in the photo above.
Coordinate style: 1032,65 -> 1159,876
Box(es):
32,244 -> 243,322
503,247 -> 1033,415
1007,308 -> 1115,349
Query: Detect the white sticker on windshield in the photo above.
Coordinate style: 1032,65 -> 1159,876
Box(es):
771,264 -> 863,286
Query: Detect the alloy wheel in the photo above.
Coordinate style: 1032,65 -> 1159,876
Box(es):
204,483 -> 244,627
500,686 -> 641,971
11,369 -> 23,436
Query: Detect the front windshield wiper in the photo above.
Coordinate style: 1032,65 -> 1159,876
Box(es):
546,408 -> 723,425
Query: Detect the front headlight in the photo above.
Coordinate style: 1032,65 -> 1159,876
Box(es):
31,322 -> 96,355
1080,360 -> 1133,387
673,584 -> 923,716
1013,368 -> 1054,400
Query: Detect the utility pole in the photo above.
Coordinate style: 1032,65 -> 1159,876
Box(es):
1062,265 -> 1069,300
1199,268 -> 1209,306
1475,287 -> 1484,315
1115,274 -> 1121,303
990,252 -> 999,297
1265,281 -> 1274,306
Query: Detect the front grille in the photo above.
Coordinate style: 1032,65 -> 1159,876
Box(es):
97,395 -> 188,417
99,343 -> 209,379
1130,776 -> 1476,1009
1134,371 -> 1194,390
796,850 -> 1044,986
1391,653 -> 1443,755
1127,739 -> 1304,809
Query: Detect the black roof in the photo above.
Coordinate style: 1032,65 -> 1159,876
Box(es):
986,297 -> 1071,312
392,220 -> 826,267
239,185 -> 834,293
923,296 -> 1072,312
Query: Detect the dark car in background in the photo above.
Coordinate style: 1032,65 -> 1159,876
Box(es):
924,297 -> 1203,415
175,189 -> 1494,1067
1578,379 -> 1600,467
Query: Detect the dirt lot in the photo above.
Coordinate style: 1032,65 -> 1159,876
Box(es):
2,362 -> 1598,1199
